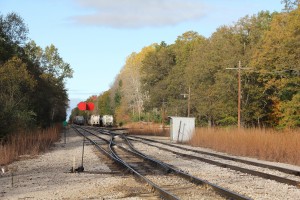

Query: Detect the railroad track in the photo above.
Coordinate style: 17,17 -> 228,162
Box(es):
87,127 -> 300,187
72,125 -> 252,200
125,135 -> 300,189
128,135 -> 300,176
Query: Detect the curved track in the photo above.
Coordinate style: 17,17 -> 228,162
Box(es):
72,125 -> 252,200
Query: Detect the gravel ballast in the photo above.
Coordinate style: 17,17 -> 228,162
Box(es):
131,136 -> 300,200
0,129 -> 158,200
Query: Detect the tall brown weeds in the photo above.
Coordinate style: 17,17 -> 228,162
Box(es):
0,125 -> 61,165
126,122 -> 170,137
189,128 -> 300,166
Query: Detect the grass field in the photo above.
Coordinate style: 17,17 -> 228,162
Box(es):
126,122 -> 170,136
189,128 -> 300,166
126,122 -> 299,166
2,123 -> 299,167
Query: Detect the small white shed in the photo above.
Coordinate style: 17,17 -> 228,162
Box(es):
169,117 -> 195,142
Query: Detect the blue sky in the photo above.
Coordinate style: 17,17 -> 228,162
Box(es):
1,0 -> 283,114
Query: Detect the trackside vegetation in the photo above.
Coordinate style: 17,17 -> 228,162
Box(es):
0,12 -> 73,139
0,12 -> 72,164
0,126 -> 61,165
190,128 -> 300,166
77,2 -> 299,129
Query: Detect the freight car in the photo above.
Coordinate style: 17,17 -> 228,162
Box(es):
88,115 -> 100,126
74,116 -> 85,125
101,115 -> 113,127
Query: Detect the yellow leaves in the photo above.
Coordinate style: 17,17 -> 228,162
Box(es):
114,44 -> 155,114
279,93 -> 300,127
114,103 -> 130,124
124,44 -> 155,72
0,56 -> 36,90
256,8 -> 300,70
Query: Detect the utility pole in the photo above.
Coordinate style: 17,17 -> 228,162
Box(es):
137,100 -> 143,121
181,86 -> 191,117
161,99 -> 167,130
226,61 -> 250,129
237,62 -> 241,129
188,86 -> 190,117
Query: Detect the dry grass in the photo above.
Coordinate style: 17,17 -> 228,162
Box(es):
0,125 -> 62,165
189,127 -> 300,166
125,122 -> 170,137
124,123 -> 300,166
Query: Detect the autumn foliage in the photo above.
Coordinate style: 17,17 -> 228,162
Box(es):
97,6 -> 300,129
69,4 -> 299,129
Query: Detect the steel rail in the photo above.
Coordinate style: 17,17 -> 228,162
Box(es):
119,134 -> 252,200
129,135 -> 300,177
119,135 -> 172,173
108,136 -> 180,200
79,127 -> 171,173
72,125 -> 180,200
128,136 -> 300,188
72,125 -> 114,159
88,127 -> 252,200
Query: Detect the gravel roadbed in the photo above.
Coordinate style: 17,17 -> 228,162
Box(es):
131,136 -> 300,200
1,130 -> 299,200
0,129 -> 159,200
135,138 -> 300,182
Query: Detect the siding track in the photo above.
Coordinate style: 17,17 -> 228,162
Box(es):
127,135 -> 300,188
72,125 -> 252,200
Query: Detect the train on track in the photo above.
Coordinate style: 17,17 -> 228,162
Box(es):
73,114 -> 114,127
101,115 -> 114,127
88,115 -> 101,126
73,116 -> 85,125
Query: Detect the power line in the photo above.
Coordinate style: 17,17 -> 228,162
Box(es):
226,61 -> 251,129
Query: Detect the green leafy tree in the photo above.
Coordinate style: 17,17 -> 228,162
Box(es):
279,93 -> 300,127
42,44 -> 73,81
0,12 -> 72,134
97,91 -> 112,115
141,42 -> 176,111
0,57 -> 36,136
251,7 -> 300,127
167,31 -> 206,117
0,12 -> 28,46
103,5 -> 299,128
231,11 -> 275,127
0,12 -> 28,64
281,0 -> 300,12
185,26 -> 242,126
24,40 -> 43,65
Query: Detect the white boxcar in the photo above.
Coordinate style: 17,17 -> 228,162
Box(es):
102,115 -> 113,127
88,115 -> 100,126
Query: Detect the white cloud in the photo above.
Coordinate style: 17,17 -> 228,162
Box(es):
72,0 -> 207,28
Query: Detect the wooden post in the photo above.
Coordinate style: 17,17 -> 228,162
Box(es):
188,86 -> 191,117
81,137 -> 85,168
237,61 -> 241,129
226,61 -> 250,129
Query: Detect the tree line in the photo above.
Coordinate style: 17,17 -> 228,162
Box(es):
72,2 -> 299,128
0,13 -> 73,138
